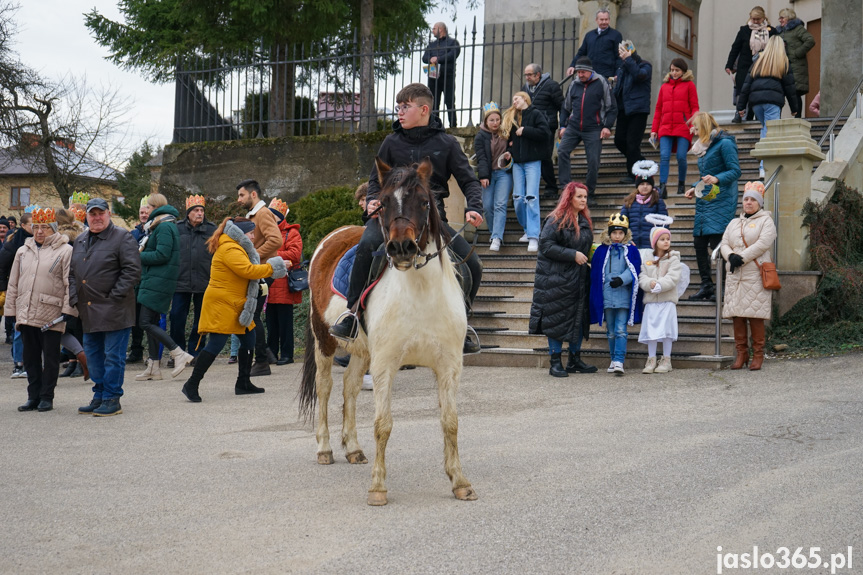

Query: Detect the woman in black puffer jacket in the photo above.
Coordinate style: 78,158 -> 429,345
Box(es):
529,182 -> 597,377
501,91 -> 550,253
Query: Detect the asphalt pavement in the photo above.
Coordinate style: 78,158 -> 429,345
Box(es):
1,352 -> 861,574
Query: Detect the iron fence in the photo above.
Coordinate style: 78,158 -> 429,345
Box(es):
172,18 -> 579,143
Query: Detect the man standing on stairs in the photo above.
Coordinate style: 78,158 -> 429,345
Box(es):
557,57 -> 617,202
522,63 -> 563,198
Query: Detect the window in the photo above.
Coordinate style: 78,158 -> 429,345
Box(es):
10,187 -> 30,209
667,0 -> 694,58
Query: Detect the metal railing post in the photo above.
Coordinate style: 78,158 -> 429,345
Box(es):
712,245 -> 723,357
829,132 -> 835,162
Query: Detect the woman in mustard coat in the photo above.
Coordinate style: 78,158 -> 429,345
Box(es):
181,217 -> 286,402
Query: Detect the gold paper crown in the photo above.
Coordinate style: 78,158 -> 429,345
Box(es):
268,198 -> 289,217
607,213 -> 630,229
70,191 -> 89,206
186,194 -> 206,211
140,195 -> 151,208
31,207 -> 56,224
70,207 -> 86,223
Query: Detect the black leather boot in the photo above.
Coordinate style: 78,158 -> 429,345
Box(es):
549,353 -> 568,378
677,181 -> 686,195
688,281 -> 715,301
181,350 -> 217,403
236,350 -> 265,395
566,352 -> 598,373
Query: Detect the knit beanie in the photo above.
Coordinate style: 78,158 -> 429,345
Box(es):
743,181 -> 766,208
650,227 -> 671,250
574,57 -> 594,73
233,219 -> 256,234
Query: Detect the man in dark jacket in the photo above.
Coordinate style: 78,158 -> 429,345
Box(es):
613,47 -> 652,183
558,57 -> 617,199
126,199 -> 150,363
523,63 -> 563,197
170,195 -> 216,359
70,198 -> 142,417
422,22 -> 460,128
0,213 -> 32,374
567,9 -> 622,80
330,83 -> 484,353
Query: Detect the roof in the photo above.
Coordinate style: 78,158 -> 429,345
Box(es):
316,92 -> 361,122
0,145 -> 119,183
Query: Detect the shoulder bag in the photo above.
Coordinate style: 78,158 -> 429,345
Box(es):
740,220 -> 780,290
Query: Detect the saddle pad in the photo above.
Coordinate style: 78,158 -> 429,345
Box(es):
331,244 -> 358,300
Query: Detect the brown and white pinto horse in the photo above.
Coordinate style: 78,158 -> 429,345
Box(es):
300,158 -> 477,506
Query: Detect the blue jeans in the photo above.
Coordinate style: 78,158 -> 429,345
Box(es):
752,103 -> 781,170
12,325 -> 22,364
512,161 -> 541,239
547,337 -> 583,356
659,136 -> 689,184
604,308 -> 629,363
230,334 -> 240,356
84,328 -> 131,400
169,292 -> 206,355
482,170 -> 513,241
203,331 -> 255,356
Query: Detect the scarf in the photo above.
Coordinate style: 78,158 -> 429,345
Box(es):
636,194 -> 651,205
748,20 -> 770,54
689,129 -> 719,158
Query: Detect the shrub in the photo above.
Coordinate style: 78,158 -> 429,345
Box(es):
286,185 -> 363,259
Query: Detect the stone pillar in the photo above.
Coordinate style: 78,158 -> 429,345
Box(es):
821,0 -> 863,118
750,119 -> 825,272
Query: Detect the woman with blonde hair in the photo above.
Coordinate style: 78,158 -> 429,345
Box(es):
777,7 -> 815,118
180,217 -> 286,402
684,111 -> 741,302
501,91 -> 549,253
725,6 -> 778,122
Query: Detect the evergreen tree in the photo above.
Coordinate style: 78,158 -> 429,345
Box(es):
113,142 -> 158,222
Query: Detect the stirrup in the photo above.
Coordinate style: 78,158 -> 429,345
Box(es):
329,310 -> 359,342
463,325 -> 481,355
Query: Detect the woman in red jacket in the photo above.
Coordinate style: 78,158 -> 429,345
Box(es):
650,58 -> 699,197
265,199 -> 303,365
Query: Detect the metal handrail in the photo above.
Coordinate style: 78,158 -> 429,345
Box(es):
710,245 -> 724,357
817,75 -> 863,149
764,165 -> 782,263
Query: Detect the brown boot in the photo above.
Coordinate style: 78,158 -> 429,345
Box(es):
76,351 -> 89,381
730,317 -> 749,370
749,319 -> 766,371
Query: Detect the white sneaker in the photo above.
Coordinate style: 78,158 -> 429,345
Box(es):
607,362 -> 615,373
613,361 -> 625,374
642,357 -> 657,374
527,238 -> 538,253
489,238 -> 501,252
362,373 -> 374,390
655,356 -> 673,373
518,233 -> 528,243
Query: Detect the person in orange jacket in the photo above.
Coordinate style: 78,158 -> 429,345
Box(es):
265,199 -> 302,365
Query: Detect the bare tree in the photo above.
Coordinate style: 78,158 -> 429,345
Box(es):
0,1 -> 132,202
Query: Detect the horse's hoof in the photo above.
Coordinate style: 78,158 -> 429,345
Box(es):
346,450 -> 368,464
317,451 -> 335,465
453,486 -> 478,501
367,491 -> 388,506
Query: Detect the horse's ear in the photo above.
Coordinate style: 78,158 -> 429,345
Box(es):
416,159 -> 433,183
375,157 -> 392,182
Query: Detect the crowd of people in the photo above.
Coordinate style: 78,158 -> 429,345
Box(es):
3,187 -> 296,415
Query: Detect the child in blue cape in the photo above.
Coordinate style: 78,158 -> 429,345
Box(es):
590,213 -> 643,374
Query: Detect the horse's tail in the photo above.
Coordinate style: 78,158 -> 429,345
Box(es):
299,321 -> 317,423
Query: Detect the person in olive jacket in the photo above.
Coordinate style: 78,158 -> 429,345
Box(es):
70,198 -> 142,417
134,193 -> 194,383
170,195 -> 216,359
777,8 -> 815,118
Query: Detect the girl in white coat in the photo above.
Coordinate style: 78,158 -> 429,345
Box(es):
638,216 -> 684,373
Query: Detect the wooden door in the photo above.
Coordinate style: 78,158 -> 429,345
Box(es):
805,19 -> 821,118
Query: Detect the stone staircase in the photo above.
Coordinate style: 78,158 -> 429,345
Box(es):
465,118 -> 841,371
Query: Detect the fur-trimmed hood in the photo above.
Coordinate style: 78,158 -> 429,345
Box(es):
599,227 -> 633,246
662,69 -> 694,84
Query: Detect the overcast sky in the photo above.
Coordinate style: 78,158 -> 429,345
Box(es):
14,0 -> 482,164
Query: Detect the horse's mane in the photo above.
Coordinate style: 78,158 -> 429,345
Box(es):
381,164 -> 451,253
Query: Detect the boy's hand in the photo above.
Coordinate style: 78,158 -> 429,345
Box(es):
609,276 -> 623,288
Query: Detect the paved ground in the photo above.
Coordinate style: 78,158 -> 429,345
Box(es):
1,352 -> 861,574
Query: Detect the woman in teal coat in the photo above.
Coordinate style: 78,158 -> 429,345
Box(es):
135,193 -> 194,381
684,112 -> 741,301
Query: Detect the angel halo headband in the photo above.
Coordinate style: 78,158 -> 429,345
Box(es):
632,159 -> 659,179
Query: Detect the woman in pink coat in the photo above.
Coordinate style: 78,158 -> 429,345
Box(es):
650,58 -> 699,197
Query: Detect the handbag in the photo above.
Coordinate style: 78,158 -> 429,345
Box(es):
740,220 -> 780,290
288,260 -> 310,292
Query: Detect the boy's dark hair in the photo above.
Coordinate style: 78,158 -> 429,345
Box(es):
354,182 -> 369,202
623,187 -> 660,209
19,213 -> 31,225
396,83 -> 434,107
236,179 -> 261,196
7,216 -> 16,224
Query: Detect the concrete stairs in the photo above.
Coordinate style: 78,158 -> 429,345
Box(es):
465,118 -> 841,371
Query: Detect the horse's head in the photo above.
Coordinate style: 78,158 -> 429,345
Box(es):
375,157 -> 445,271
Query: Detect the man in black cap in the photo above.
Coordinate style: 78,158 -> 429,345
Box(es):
70,198 -> 142,417
558,57 -> 617,199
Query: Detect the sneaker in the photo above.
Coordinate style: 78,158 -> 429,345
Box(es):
527,238 -> 538,253
362,374 -> 374,390
655,356 -> 673,373
227,355 -> 238,364
489,238 -> 501,252
11,365 -> 25,379
607,362 -> 616,373
518,233 -> 528,243
613,361 -> 625,374
642,357 -> 657,374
